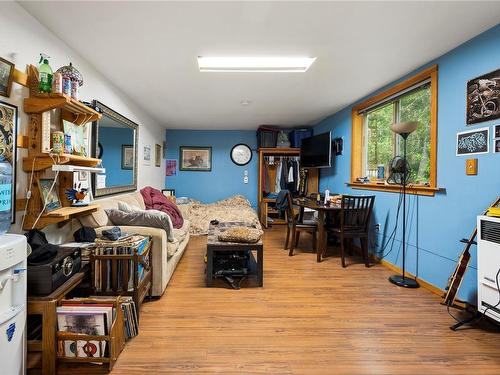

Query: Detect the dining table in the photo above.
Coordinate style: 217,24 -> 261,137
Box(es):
293,197 -> 341,262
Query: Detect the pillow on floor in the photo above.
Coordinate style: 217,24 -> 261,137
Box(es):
105,209 -> 174,241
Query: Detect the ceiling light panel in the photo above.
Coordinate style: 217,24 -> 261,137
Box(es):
197,56 -> 316,72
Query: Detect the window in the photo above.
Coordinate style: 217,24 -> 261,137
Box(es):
351,65 -> 438,196
364,84 -> 431,184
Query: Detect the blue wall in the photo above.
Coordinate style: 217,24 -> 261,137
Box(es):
314,24 -> 500,303
165,130 -> 258,207
100,127 -> 134,186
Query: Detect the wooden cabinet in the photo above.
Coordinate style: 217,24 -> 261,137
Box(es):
257,148 -> 318,228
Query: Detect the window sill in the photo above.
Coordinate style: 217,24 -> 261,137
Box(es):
347,181 -> 444,197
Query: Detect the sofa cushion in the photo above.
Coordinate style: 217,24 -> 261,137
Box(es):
79,207 -> 110,228
105,209 -> 174,241
78,191 -> 147,228
172,219 -> 190,242
116,202 -> 174,241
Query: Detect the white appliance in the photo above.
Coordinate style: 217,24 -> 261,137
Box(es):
477,215 -> 500,323
0,235 -> 27,375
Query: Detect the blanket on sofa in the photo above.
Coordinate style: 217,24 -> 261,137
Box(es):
140,186 -> 184,229
177,195 -> 261,235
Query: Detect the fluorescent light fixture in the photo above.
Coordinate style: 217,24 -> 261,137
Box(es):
197,56 -> 316,72
52,165 -> 106,173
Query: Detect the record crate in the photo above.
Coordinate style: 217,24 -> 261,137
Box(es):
90,235 -> 152,319
56,297 -> 125,372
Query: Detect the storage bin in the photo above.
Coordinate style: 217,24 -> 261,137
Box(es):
56,297 -> 125,372
290,129 -> 313,148
257,126 -> 278,148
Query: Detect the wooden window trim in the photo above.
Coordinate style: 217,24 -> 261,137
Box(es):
350,65 -> 439,197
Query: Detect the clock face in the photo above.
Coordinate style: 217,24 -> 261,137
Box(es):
230,144 -> 252,166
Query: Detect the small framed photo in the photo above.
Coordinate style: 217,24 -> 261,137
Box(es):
143,144 -> 151,166
121,145 -> 134,170
78,170 -> 88,181
180,146 -> 212,171
0,57 -> 15,98
495,124 -> 500,139
38,178 -> 61,212
162,189 -> 175,197
495,139 -> 500,153
155,143 -> 161,167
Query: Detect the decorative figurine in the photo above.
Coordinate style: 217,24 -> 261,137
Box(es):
65,183 -> 88,206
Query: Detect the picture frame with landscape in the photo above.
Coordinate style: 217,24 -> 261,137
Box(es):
179,146 -> 212,171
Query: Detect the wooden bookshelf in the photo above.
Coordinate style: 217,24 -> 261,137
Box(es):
23,153 -> 101,172
24,93 -> 100,125
23,205 -> 99,230
21,64 -> 102,230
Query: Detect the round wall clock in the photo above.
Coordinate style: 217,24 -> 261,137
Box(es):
230,143 -> 252,166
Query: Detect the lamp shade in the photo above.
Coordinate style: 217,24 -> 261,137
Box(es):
390,121 -> 419,135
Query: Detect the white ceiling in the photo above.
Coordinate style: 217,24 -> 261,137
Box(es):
20,1 -> 500,130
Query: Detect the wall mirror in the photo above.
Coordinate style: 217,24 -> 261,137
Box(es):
91,100 -> 138,197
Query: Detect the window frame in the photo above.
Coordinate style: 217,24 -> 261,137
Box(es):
349,65 -> 439,196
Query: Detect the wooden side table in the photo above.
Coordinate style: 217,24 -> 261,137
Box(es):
27,270 -> 87,375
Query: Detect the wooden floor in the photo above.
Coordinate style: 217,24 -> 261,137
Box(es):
59,227 -> 500,375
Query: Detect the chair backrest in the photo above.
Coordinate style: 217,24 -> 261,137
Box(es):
285,191 -> 296,226
340,195 -> 375,233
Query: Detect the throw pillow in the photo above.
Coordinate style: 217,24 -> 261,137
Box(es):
105,209 -> 174,241
118,201 -> 140,213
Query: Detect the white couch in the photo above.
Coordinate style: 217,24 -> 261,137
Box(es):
79,191 -> 190,297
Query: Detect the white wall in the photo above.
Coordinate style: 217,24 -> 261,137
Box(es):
0,2 -> 166,241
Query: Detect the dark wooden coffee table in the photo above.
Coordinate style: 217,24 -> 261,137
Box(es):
206,221 -> 263,287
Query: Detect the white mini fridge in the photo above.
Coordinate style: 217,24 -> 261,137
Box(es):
0,234 -> 27,375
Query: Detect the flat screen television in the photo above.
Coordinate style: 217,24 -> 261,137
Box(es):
300,132 -> 332,168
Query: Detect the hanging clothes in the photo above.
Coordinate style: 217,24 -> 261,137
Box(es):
296,159 -> 301,193
275,160 -> 282,193
288,164 -> 294,183
280,158 -> 288,190
262,159 -> 271,194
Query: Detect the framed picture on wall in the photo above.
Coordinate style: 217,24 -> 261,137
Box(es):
466,69 -> 500,125
121,145 -> 134,169
456,127 -> 489,156
179,146 -> 212,171
0,100 -> 17,223
143,144 -> 151,166
0,57 -> 15,98
155,143 -> 161,167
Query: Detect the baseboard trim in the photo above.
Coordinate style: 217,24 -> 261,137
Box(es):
347,244 -> 444,298
374,257 -> 442,296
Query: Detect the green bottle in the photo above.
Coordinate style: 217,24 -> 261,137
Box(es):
38,54 -> 53,93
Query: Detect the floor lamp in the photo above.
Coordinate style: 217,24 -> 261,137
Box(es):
388,121 -> 420,289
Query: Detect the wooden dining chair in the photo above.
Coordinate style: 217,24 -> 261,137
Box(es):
326,195 -> 375,267
284,192 -> 318,256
